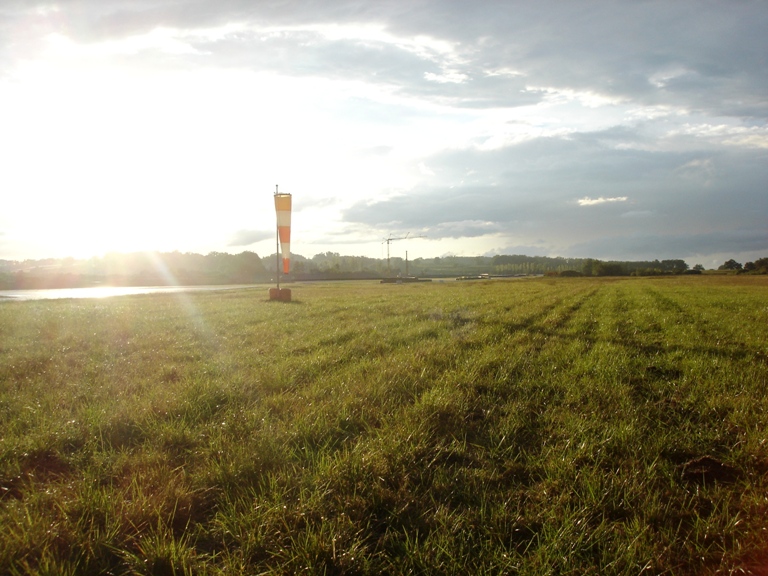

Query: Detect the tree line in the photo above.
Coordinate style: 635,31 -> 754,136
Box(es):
1,251 -> 766,290
0,251 -> 269,289
296,253 -> 692,278
717,257 -> 768,274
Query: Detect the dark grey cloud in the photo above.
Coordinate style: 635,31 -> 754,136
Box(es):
421,1 -> 768,118
343,130 -> 768,258
571,228 -> 768,261
183,29 -> 539,108
4,1 -> 765,116
194,2 -> 765,115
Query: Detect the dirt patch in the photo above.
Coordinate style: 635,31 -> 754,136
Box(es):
680,455 -> 739,484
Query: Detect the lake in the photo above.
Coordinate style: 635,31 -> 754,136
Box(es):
0,285 -> 261,301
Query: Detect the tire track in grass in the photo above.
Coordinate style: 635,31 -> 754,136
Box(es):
640,284 -> 757,363
535,281 -> 763,575
468,282 -> 604,412
587,281 -> 768,574
486,281 -> 666,573
522,283 -> 696,572
450,282 -> 603,415
595,283 -> 697,418
445,284 -> 605,473
302,281 -> 604,566
495,284 -> 597,340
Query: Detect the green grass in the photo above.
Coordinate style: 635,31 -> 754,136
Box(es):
1,276 -> 767,574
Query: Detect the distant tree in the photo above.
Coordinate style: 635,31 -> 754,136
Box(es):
582,259 -> 598,276
595,262 -> 626,276
744,257 -> 768,274
692,264 -> 705,272
233,251 -> 268,282
0,272 -> 13,289
718,259 -> 743,271
661,259 -> 688,273
631,267 -> 664,277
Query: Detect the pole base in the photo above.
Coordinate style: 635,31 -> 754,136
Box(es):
269,288 -> 292,302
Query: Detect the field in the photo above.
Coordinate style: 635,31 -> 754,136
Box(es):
1,276 -> 767,575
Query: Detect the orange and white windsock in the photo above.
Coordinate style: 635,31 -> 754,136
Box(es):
274,193 -> 292,274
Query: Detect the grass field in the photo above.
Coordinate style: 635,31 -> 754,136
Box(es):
1,276 -> 767,575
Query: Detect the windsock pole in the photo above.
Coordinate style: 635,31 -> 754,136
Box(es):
275,185 -> 280,290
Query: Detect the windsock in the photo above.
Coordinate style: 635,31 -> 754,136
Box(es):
274,193 -> 292,274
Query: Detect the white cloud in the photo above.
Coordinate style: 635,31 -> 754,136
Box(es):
418,162 -> 435,175
648,66 -> 696,89
526,85 -> 625,108
577,197 -> 629,207
667,123 -> 768,149
424,70 -> 468,84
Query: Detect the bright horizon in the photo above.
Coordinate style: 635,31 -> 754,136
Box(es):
1,2 -> 766,269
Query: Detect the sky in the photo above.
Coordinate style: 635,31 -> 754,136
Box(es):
1,1 -> 766,268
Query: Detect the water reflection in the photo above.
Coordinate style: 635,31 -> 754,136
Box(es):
0,285 -> 257,301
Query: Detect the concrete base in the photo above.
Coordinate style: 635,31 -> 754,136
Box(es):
269,288 -> 292,302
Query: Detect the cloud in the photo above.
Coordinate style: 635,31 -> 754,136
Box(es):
620,211 -> 654,219
577,196 -> 628,207
427,220 -> 505,239
293,196 -> 341,211
1,1 -> 766,264
6,1 -> 764,115
484,243 -> 551,258
570,228 -> 768,261
343,129 -> 768,259
360,145 -> 393,156
228,229 -> 272,247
